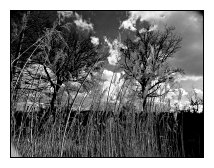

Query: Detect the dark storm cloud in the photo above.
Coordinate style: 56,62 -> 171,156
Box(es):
161,11 -> 203,76
179,78 -> 203,92
72,11 -> 203,76
119,11 -> 203,76
76,11 -> 127,40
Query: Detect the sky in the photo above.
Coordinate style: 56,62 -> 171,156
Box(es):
57,11 -> 203,109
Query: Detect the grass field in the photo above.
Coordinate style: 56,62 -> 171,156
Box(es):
12,95 -> 202,157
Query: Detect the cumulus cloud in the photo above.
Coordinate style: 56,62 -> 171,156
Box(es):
176,75 -> 203,82
130,11 -> 172,21
180,88 -> 188,96
91,36 -> 99,46
102,69 -> 114,80
58,11 -> 74,20
104,37 -> 124,65
139,24 -> 158,33
57,11 -> 94,31
101,69 -> 125,102
194,88 -> 203,95
120,11 -> 203,76
174,88 -> 188,97
74,13 -> 94,31
102,69 -> 124,86
163,86 -> 188,103
119,11 -> 172,31
101,69 -> 195,110
163,87 -> 191,110
119,18 -> 136,31
163,86 -> 203,111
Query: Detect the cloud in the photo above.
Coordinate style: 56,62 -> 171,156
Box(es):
163,87 -> 191,110
104,37 -> 124,65
57,11 -> 74,20
102,69 -> 124,85
139,25 -> 157,33
163,11 -> 203,76
101,69 -> 195,110
164,86 -> 188,99
57,11 -> 94,31
101,69 -> 125,102
120,12 -> 203,110
174,88 -> 188,97
175,75 -> 203,93
180,88 -> 188,96
74,13 -> 94,31
120,11 -> 203,76
119,11 -> 172,31
119,18 -> 136,31
177,75 -> 203,82
130,11 -> 172,21
102,69 -> 114,80
193,88 -> 203,95
91,36 -> 99,46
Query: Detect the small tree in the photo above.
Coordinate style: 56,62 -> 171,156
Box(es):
120,25 -> 184,110
187,89 -> 203,113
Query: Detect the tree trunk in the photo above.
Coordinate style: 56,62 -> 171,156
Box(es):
142,98 -> 147,110
50,78 -> 62,123
38,78 -> 62,132
50,89 -> 57,121
140,79 -> 149,111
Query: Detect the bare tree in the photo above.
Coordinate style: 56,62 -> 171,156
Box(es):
33,22 -> 105,123
120,25 -> 184,110
11,11 -> 106,127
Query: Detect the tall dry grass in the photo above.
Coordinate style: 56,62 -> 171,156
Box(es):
11,66 -> 185,157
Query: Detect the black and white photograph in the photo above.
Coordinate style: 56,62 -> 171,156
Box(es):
10,10 -> 203,158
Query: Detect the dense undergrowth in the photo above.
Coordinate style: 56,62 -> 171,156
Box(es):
12,102 -> 195,157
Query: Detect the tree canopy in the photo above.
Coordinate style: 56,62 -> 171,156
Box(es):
11,11 -> 107,123
119,25 -> 184,109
